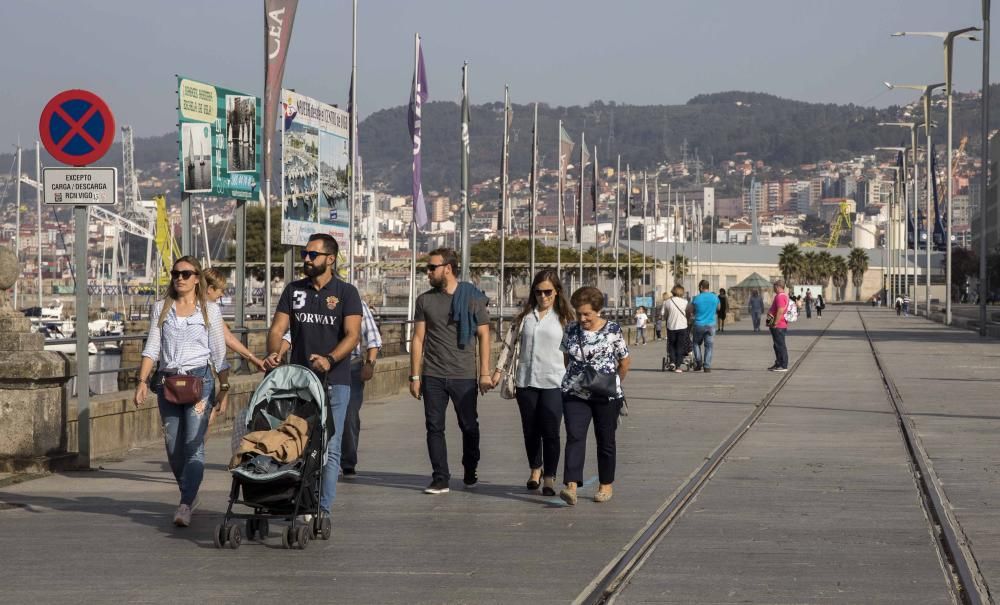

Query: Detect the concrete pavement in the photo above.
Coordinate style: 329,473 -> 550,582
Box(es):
0,306 -> 997,604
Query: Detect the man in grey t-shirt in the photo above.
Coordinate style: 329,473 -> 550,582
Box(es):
410,248 -> 492,494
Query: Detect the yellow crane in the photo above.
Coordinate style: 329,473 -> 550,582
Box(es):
827,200 -> 852,248
154,195 -> 180,287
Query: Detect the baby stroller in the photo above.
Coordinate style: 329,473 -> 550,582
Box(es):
661,326 -> 695,372
213,364 -> 333,550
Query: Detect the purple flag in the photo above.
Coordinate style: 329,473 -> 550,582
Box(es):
408,40 -> 429,229
264,0 -> 298,187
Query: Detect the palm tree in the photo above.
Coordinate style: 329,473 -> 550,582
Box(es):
848,248 -> 870,301
831,256 -> 849,301
801,251 -> 818,283
669,254 -> 689,285
816,250 -> 834,294
778,243 -> 802,285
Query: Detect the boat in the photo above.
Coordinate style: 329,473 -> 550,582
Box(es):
88,317 -> 125,354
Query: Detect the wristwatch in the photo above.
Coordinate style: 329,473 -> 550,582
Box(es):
409,375 -> 421,382
325,354 -> 337,366
219,383 -> 230,391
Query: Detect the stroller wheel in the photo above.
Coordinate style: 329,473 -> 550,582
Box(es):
212,523 -> 226,549
295,525 -> 310,550
282,525 -> 294,549
226,524 -> 242,550
318,514 -> 332,540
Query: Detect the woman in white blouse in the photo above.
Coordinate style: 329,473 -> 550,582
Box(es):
133,256 -> 229,528
493,269 -> 575,496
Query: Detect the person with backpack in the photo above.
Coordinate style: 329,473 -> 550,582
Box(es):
766,279 -> 792,372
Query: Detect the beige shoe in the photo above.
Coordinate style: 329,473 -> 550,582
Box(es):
542,476 -> 556,497
559,483 -> 578,506
593,487 -> 613,503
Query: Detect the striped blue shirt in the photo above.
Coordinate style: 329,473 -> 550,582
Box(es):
142,300 -> 229,373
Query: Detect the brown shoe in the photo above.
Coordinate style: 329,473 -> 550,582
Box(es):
559,483 -> 577,506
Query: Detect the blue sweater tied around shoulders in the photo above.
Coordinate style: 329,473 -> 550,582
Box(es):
451,282 -> 487,349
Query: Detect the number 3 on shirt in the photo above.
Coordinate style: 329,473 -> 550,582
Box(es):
292,290 -> 307,310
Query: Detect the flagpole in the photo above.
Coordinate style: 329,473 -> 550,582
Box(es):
615,154 -> 621,307
641,170 -> 648,302
578,132 -> 585,285
529,102 -> 538,278
407,33 -> 420,350
626,166 -> 632,306
557,119 -> 563,283
593,146 -> 599,285
348,0 -> 358,283
460,61 -> 471,282
498,85 -> 510,337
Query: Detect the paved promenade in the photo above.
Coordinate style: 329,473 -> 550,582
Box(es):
0,306 -> 997,604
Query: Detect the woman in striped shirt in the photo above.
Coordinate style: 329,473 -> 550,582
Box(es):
133,256 -> 229,528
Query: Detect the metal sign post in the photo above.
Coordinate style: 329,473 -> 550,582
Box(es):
39,88 -> 117,470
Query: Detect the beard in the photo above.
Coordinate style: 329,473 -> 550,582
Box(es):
428,273 -> 445,289
303,263 -> 327,278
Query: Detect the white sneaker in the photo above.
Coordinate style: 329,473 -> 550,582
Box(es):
173,504 -> 192,527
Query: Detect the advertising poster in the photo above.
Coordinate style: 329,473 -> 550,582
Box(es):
177,76 -> 261,200
280,89 -> 350,246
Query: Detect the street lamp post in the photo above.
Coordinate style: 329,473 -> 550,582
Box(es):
886,82 -> 945,315
879,123 -> 918,309
877,148 -> 907,302
980,0 -> 991,336
893,28 -> 979,325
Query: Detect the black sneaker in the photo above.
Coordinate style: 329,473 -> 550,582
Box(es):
767,364 -> 779,371
463,468 -> 479,487
424,479 -> 450,494
703,367 -> 712,373
773,367 -> 789,373
342,468 -> 357,478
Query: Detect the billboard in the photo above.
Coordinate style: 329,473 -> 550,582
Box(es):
177,76 -> 261,200
280,89 -> 350,246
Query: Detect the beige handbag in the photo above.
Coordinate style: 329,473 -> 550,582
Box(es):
499,322 -> 522,400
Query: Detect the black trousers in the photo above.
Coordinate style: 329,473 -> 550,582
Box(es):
422,376 -> 480,482
769,327 -> 788,369
514,387 -> 563,477
667,328 -> 688,366
563,394 -> 620,486
340,360 -> 364,471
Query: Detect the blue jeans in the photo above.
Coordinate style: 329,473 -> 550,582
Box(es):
320,383 -> 351,512
340,361 -> 365,471
692,324 -> 716,368
157,366 -> 214,506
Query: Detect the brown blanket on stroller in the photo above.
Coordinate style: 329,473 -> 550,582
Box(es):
229,414 -> 311,469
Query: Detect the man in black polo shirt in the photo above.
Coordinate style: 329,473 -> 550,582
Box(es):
266,233 -> 361,516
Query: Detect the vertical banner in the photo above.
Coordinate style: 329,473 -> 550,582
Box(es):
279,89 -> 350,246
264,0 -> 298,186
177,76 -> 261,199
408,40 -> 429,229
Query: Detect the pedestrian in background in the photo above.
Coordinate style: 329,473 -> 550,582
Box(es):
663,285 -> 690,372
493,269 -> 574,496
717,288 -> 729,333
133,256 -> 229,528
747,289 -> 765,332
902,294 -> 911,317
559,286 -> 630,505
203,268 -> 267,373
815,293 -> 825,318
690,280 -> 720,372
653,305 -> 663,341
766,279 -> 790,372
409,248 -> 492,495
804,289 -> 814,319
634,306 -> 648,345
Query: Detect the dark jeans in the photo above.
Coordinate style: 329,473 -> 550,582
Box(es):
422,376 -> 480,482
666,328 -> 688,366
340,360 -> 365,472
563,394 -> 620,486
514,387 -> 563,477
769,327 -> 788,369
751,312 -> 762,332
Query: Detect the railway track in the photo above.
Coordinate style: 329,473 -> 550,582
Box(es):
574,309 -> 991,605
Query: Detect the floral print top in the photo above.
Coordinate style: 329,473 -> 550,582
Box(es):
560,320 -> 630,401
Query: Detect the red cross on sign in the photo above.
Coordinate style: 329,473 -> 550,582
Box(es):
38,89 -> 115,167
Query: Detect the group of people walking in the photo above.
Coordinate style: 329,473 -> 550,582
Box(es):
133,238 -> 631,527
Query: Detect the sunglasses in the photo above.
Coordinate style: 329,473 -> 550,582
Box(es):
170,270 -> 199,280
426,263 -> 444,272
301,250 -> 333,261
534,289 -> 555,297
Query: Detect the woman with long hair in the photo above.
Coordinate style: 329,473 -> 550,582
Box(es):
493,269 -> 574,495
132,256 -> 229,527
559,286 -> 630,505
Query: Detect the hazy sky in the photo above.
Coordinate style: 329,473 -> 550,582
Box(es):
1,0 -> 997,146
